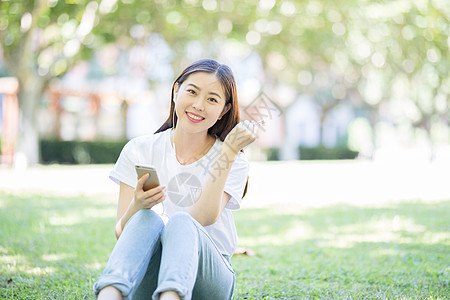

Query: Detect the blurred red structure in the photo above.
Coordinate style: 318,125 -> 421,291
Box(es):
47,87 -> 102,139
0,77 -> 19,165
0,78 -> 126,166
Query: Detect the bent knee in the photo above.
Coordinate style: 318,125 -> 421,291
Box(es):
162,212 -> 197,239
131,209 -> 164,230
167,211 -> 194,226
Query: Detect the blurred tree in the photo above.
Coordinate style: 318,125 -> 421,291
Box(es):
251,0 -> 449,154
344,0 -> 450,157
387,3 -> 450,158
0,0 -> 255,164
1,0 -> 448,164
1,0 -> 113,164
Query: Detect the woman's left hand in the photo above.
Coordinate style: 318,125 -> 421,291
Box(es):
224,120 -> 259,153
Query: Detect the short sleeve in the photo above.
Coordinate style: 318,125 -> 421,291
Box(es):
224,151 -> 249,210
109,139 -> 140,188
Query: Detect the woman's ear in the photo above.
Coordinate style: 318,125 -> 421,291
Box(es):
218,103 -> 231,120
173,82 -> 179,102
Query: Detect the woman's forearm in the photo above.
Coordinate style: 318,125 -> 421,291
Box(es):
115,199 -> 139,239
114,179 -> 167,239
190,121 -> 256,225
189,146 -> 237,226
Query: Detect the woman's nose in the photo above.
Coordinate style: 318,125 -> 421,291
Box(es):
192,98 -> 204,111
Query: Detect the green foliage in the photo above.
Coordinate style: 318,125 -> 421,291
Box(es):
39,139 -> 127,164
264,147 -> 280,161
263,146 -> 359,160
299,145 -> 359,160
1,0 -> 449,163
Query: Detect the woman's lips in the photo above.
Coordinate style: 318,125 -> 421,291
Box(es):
186,112 -> 204,123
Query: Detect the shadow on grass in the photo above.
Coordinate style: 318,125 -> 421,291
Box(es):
1,192 -> 448,299
234,201 -> 450,239
231,201 -> 450,299
0,193 -> 117,299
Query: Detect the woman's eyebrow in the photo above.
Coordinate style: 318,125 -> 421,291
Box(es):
186,83 -> 222,99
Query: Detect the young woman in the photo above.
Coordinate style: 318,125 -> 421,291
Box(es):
94,59 -> 257,300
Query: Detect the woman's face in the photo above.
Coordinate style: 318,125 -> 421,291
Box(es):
174,71 -> 231,135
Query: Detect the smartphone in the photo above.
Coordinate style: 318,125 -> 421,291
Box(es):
135,164 -> 160,191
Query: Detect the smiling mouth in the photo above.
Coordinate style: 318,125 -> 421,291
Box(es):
186,112 -> 204,122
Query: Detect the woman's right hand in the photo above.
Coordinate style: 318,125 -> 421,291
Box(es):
133,173 -> 167,210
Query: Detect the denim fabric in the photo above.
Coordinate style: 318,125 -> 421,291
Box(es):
94,210 -> 235,300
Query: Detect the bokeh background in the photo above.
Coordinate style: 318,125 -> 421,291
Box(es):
1,0 -> 449,167
1,1 -> 450,299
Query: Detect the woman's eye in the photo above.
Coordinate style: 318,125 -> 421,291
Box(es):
208,98 -> 218,103
187,89 -> 196,94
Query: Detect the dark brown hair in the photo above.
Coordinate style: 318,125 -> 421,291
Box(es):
155,59 -> 248,198
155,59 -> 240,141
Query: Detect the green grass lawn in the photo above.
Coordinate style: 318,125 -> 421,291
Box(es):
0,192 -> 448,299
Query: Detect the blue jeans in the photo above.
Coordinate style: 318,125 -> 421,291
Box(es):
93,210 -> 236,300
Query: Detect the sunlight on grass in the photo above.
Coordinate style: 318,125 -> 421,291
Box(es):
0,192 -> 117,299
24,266 -> 56,276
1,255 -> 56,275
49,215 -> 83,226
41,253 -> 72,262
370,248 -> 403,257
0,254 -> 25,265
83,262 -> 103,270
232,201 -> 450,299
239,220 -> 315,246
49,207 -> 116,226
237,208 -> 449,249
1,192 -> 448,299
423,232 -> 450,245
316,215 -> 433,248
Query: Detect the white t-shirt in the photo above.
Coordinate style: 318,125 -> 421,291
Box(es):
109,129 -> 249,257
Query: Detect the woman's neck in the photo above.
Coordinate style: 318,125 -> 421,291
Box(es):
172,127 -> 215,165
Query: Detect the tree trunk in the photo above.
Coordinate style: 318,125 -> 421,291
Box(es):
5,20 -> 49,166
423,116 -> 435,162
367,107 -> 378,160
319,107 -> 330,146
15,74 -> 45,166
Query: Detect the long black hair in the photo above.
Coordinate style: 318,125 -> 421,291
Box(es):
155,59 -> 248,198
155,59 -> 240,142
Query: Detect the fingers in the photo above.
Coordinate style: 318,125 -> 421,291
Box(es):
223,120 -> 259,152
135,180 -> 167,209
143,185 -> 166,199
241,119 -> 265,135
142,189 -> 166,208
240,120 -> 257,142
136,173 -> 149,191
241,120 -> 253,132
248,119 -> 265,134
235,120 -> 253,135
